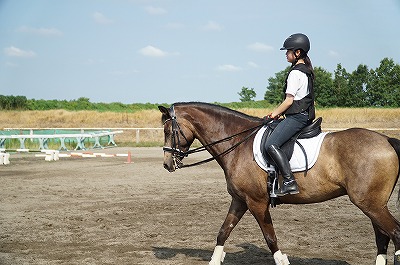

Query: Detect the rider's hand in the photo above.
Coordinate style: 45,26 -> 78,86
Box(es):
262,115 -> 273,125
267,112 -> 280,120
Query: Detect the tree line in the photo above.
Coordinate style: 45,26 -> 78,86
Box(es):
0,96 -> 159,112
2,57 -> 399,111
263,57 -> 400,107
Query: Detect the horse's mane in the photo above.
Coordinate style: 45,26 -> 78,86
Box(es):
173,102 -> 262,122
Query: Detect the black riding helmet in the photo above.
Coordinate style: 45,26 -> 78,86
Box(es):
280,33 -> 310,53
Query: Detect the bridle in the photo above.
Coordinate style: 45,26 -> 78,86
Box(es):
162,105 -> 266,169
162,105 -> 190,167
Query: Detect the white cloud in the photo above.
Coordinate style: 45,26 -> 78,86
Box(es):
4,46 -> 36,58
247,61 -> 259,68
92,12 -> 114,25
202,21 -> 224,31
17,26 -> 63,36
247,42 -> 273,52
145,6 -> 167,15
138,45 -> 169,57
216,64 -> 242,72
329,50 -> 340,58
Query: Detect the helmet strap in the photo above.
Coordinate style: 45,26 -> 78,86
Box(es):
292,49 -> 300,66
292,49 -> 306,66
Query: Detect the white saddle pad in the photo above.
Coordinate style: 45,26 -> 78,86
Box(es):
253,125 -> 329,172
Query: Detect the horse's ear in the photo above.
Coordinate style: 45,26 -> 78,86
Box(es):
158,106 -> 171,118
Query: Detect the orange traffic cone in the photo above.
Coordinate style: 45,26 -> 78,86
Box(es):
125,151 -> 132,164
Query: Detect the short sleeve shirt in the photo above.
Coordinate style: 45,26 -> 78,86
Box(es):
285,69 -> 309,100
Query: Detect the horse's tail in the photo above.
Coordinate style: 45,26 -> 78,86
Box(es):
388,138 -> 400,207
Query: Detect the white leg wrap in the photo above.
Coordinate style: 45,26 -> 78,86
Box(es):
396,250 -> 400,256
375,254 -> 387,265
209,245 -> 226,265
273,250 -> 290,265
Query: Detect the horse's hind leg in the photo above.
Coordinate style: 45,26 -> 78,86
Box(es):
209,197 -> 248,265
363,206 -> 400,265
373,222 -> 390,265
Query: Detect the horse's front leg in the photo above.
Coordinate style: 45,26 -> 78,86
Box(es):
248,199 -> 290,265
209,197 -> 248,265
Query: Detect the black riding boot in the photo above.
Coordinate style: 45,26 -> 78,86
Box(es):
267,145 -> 299,196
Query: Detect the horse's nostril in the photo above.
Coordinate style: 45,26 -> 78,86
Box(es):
163,162 -> 175,172
163,163 -> 169,170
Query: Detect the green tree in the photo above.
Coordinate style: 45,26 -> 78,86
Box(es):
14,95 -> 28,109
238,87 -> 256,102
348,64 -> 369,107
0,95 -> 8,109
313,67 -> 334,107
70,97 -> 92,110
367,58 -> 400,107
333,63 -> 350,107
264,66 -> 290,104
0,95 -> 28,110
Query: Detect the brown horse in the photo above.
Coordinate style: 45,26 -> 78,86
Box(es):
158,102 -> 400,265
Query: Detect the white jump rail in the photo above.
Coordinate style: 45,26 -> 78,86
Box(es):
0,130 -> 123,150
0,148 -> 132,165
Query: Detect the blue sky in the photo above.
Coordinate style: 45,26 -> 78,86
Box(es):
1,0 -> 399,104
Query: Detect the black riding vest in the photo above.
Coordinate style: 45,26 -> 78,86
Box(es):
283,64 -> 315,120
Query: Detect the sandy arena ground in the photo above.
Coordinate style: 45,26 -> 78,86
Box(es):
0,147 -> 399,265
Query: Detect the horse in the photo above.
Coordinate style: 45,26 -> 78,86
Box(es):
158,102 -> 400,265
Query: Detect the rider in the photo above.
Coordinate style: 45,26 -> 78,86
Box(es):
265,33 -> 315,196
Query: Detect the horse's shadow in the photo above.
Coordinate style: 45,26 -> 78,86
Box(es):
153,243 -> 350,265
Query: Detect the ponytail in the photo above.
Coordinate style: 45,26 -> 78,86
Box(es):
304,55 -> 314,79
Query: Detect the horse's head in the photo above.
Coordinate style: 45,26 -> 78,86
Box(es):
158,105 -> 195,172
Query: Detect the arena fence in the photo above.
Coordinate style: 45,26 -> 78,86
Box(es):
1,128 -> 124,150
2,127 -> 400,148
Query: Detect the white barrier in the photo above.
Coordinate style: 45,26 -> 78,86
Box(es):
1,148 -> 132,164
0,130 -> 123,150
34,150 -> 131,163
0,152 -> 10,165
3,127 -> 164,144
34,150 -> 59,161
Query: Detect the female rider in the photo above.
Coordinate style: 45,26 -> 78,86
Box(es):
265,33 -> 315,196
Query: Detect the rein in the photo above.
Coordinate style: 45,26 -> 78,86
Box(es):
163,105 -> 267,168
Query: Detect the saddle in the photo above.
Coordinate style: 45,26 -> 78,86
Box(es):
259,117 -> 322,207
260,117 -> 322,164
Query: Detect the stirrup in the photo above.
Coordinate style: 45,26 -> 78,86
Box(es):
276,181 -> 299,196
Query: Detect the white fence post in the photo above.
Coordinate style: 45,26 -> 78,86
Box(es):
136,129 -> 140,143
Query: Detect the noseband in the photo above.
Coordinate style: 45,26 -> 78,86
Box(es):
163,105 -> 265,169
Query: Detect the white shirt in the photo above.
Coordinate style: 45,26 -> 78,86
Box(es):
285,69 -> 309,100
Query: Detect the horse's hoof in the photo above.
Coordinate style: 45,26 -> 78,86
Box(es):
273,250 -> 290,265
394,251 -> 400,265
375,254 -> 387,265
209,246 -> 225,265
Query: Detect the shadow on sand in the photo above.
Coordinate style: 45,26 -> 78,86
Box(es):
153,243 -> 350,265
